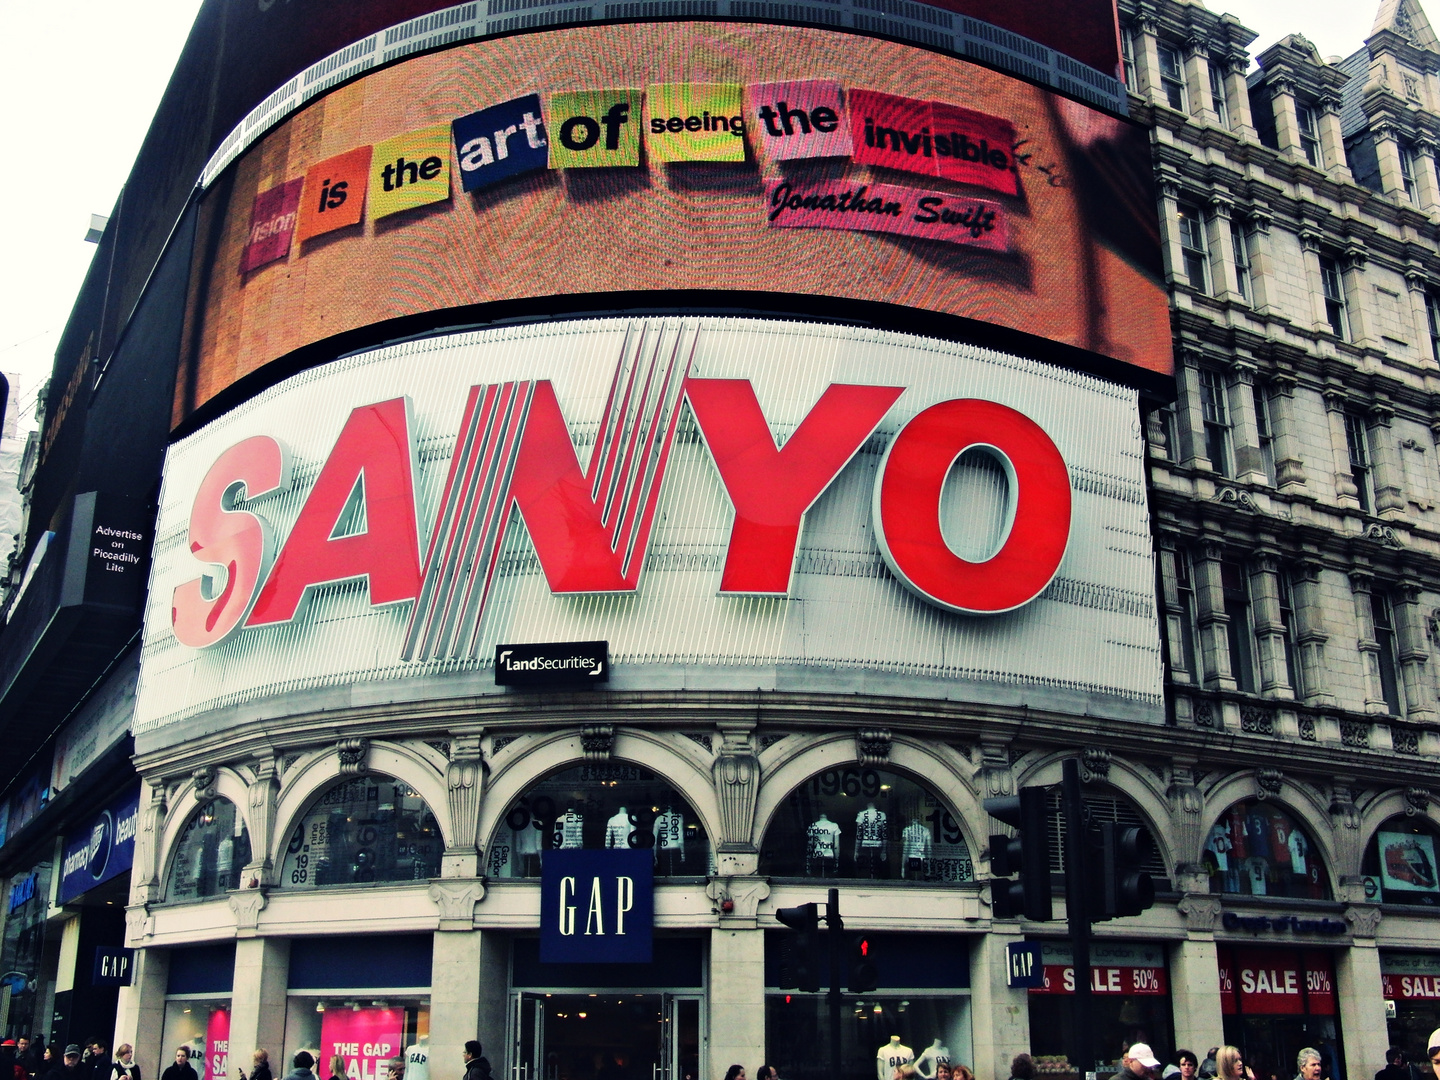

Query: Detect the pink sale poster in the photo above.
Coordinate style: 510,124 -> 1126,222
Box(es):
204,1008 -> 231,1080
322,1008 -> 405,1080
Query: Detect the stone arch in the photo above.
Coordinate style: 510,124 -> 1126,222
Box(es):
1200,770 -> 1337,877
478,728 -> 722,862
269,740 -> 450,869
753,733 -> 983,863
155,767 -> 252,901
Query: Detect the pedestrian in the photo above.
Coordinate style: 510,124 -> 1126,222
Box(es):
462,1043 -> 491,1080
1009,1056 -> 1036,1080
1113,1046 -> 1161,1080
755,1067 -> 776,1080
1177,1051 -> 1199,1080
112,1045 -> 140,1080
1377,1050 -> 1408,1080
38,1048 -> 54,1080
16,1041 -> 38,1080
1216,1046 -> 1254,1080
239,1051 -> 273,1080
59,1049 -> 87,1080
895,1067 -> 919,1080
285,1054 -> 317,1080
88,1043 -> 109,1080
384,1058 -> 404,1080
723,1067 -> 745,1080
1294,1050 -> 1323,1080
160,1049 -> 197,1080
936,1066 -> 952,1080
1201,1052 -> 1219,1080
2,1040 -> 27,1080
1426,1031 -> 1440,1080
326,1057 -> 346,1080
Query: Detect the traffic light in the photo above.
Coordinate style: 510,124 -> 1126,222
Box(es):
848,933 -> 878,993
983,786 -> 1054,922
1095,821 -> 1155,920
775,902 -> 822,991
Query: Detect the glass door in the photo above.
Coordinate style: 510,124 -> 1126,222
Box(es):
510,993 -> 664,1080
666,996 -> 703,1080
511,993 -> 546,1080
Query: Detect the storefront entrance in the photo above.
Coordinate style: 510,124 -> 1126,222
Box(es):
510,994 -> 701,1080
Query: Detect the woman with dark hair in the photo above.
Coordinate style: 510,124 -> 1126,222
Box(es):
723,1066 -> 746,1080
1009,1057 -> 1036,1080
755,1066 -> 776,1080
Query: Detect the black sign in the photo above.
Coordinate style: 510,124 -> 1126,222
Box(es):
92,946 -> 135,987
539,850 -> 653,963
68,492 -> 151,609
496,641 -> 608,687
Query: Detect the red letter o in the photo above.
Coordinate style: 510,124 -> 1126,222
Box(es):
873,398 -> 1070,614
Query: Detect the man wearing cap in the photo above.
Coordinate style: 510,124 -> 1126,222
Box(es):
1111,1045 -> 1162,1080
59,1048 -> 88,1080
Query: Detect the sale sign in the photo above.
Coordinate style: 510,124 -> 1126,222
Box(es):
1028,942 -> 1167,996
322,1007 -> 405,1080
204,1007 -> 231,1080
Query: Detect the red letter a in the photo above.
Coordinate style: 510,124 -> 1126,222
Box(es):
686,379 -> 902,594
248,397 -> 421,625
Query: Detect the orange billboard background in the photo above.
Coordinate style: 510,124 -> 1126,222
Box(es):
177,22 -> 1170,423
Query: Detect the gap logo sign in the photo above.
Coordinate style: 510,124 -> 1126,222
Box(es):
540,849 -> 653,963
454,94 -> 548,192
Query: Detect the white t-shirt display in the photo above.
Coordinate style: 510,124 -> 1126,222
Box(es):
605,808 -> 631,849
654,809 -> 685,861
902,820 -> 932,861
559,810 -> 584,849
855,806 -> 888,858
876,1038 -> 914,1080
808,816 -> 841,859
915,1040 -> 950,1080
405,1045 -> 429,1080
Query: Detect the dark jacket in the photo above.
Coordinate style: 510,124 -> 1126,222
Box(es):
464,1059 -> 491,1080
250,1064 -> 273,1080
285,1068 -> 317,1080
161,1064 -> 198,1080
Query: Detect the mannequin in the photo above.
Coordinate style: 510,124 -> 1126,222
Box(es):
558,807 -> 585,849
855,803 -> 889,878
901,818 -> 931,880
807,813 -> 841,876
915,1040 -> 950,1080
876,1037 -> 914,1080
653,806 -> 685,870
404,1045 -> 429,1080
605,808 -> 631,849
514,813 -> 544,877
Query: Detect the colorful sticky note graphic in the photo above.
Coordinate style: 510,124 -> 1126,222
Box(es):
645,83 -> 747,163
240,177 -> 304,273
748,80 -> 852,161
453,94 -> 549,193
848,89 -> 939,178
849,89 -> 1019,196
546,89 -> 643,168
931,102 -> 1019,195
369,124 -> 452,220
297,146 -> 372,243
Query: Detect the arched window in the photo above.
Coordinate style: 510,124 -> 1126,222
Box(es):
166,799 -> 252,901
280,774 -> 441,888
1205,799 -> 1329,899
1364,815 -> 1440,906
760,766 -> 974,881
488,762 -> 712,878
1044,787 -> 1168,879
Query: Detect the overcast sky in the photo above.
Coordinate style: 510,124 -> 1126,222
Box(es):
0,0 -> 1391,433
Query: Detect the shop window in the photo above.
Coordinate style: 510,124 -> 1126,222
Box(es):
1209,61 -> 1230,127
1198,368 -> 1232,475
1365,816 -> 1440,906
280,775 -> 440,889
162,1002 -> 231,1080
1156,43 -> 1187,111
1177,203 -> 1210,293
1218,945 -> 1340,1080
165,799 -> 252,902
1205,801 -> 1329,899
761,766 -> 973,883
0,863 -> 52,1040
1045,789 -> 1167,880
283,998 -> 429,1080
489,762 -> 712,879
1381,950 -> 1440,1062
1221,560 -> 1257,694
1344,410 -> 1373,511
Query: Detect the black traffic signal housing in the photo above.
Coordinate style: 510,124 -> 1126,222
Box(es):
1095,821 -> 1156,920
849,933 -> 878,993
775,902 -> 822,991
983,786 -> 1054,922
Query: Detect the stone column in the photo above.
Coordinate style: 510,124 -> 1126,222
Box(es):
1290,562 -> 1335,707
1225,363 -> 1267,485
1337,908 -> 1388,1080
1300,229 -> 1335,337
1323,389 -> 1361,506
1367,406 -> 1407,519
1223,57 -> 1257,139
114,947 -> 168,1077
132,777 -> 169,906
1372,120 -> 1409,199
1248,554 -> 1295,698
1341,248 -> 1374,348
1317,95 -> 1352,182
1133,18 -> 1165,108
228,938 -> 289,1074
1205,195 -> 1243,303
1415,137 -> 1440,209
1183,40 -> 1217,125
1174,356 -> 1211,471
968,927 -> 1031,1080
1244,210 -> 1277,315
1193,541 -> 1236,691
1267,77 -> 1305,162
1173,896 -> 1225,1058
710,928 -> 765,1076
445,736 -> 485,878
429,930 -> 506,1079
1350,571 -> 1390,715
1155,176 -> 1188,290
1394,584 -> 1439,721
1405,269 -> 1436,365
1268,377 -> 1306,490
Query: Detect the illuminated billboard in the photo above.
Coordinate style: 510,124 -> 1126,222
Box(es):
174,22 -> 1169,425
137,317 -> 1162,736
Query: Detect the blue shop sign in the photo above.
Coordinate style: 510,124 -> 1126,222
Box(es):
93,946 -> 135,987
1005,941 -> 1044,988
540,849 -> 653,963
58,785 -> 141,904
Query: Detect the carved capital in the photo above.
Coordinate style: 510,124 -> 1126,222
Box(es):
229,889 -> 268,937
706,876 -> 772,927
1168,767 -> 1203,816
1177,894 -> 1222,932
337,737 -> 370,775
1406,787 -> 1432,816
856,729 -> 892,767
1256,768 -> 1283,800
1081,747 -> 1112,784
447,736 -> 485,852
974,739 -> 1013,799
714,725 -> 759,852
1330,785 -> 1361,829
1344,904 -> 1382,938
429,879 -> 486,930
581,725 -> 615,761
191,766 -> 217,801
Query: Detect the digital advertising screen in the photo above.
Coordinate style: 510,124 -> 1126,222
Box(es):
174,21 -> 1170,425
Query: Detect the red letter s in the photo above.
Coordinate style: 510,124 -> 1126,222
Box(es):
172,435 -> 291,648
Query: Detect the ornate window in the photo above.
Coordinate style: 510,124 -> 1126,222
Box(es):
488,762 -> 712,878
1205,800 -> 1330,899
1363,815 -> 1440,905
166,799 -> 252,902
761,766 -> 974,882
280,774 -> 441,888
